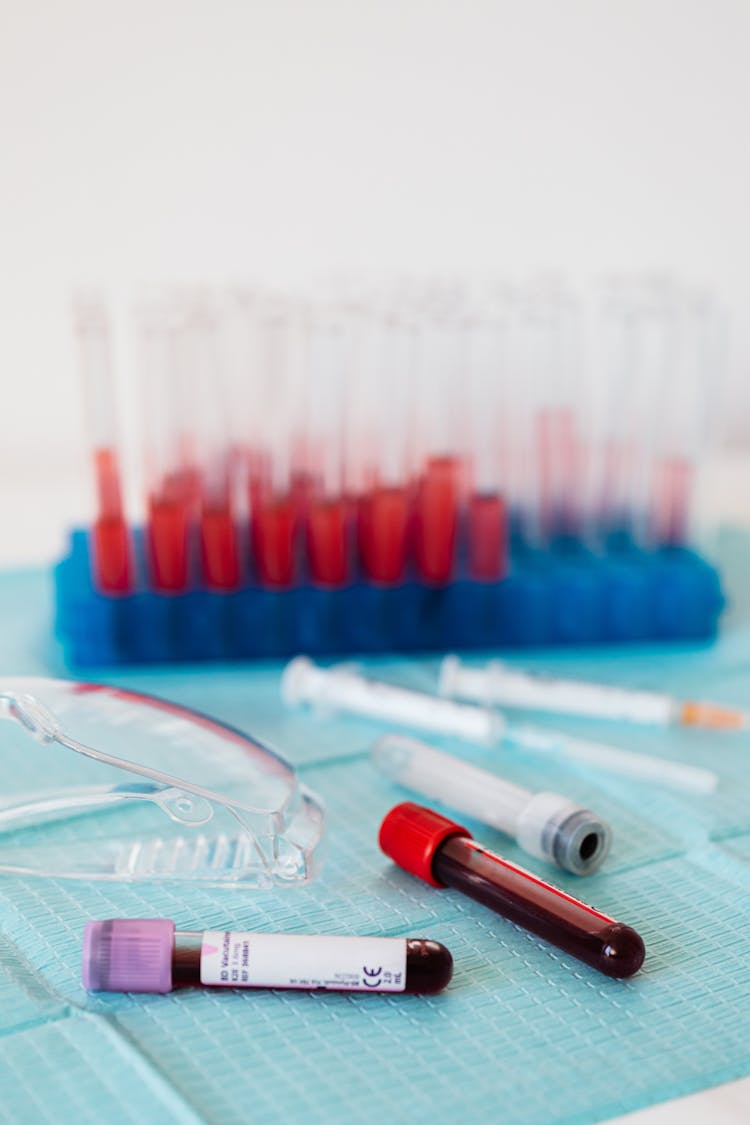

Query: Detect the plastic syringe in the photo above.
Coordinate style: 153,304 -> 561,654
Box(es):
372,734 -> 611,875
282,658 -> 719,793
282,657 -> 502,743
440,655 -> 747,731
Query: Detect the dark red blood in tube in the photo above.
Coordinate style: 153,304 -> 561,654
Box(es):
172,935 -> 452,994
468,492 -> 508,581
200,505 -> 240,590
148,495 -> 190,591
252,497 -> 296,588
359,486 -> 409,584
307,499 -> 349,587
379,803 -> 645,980
414,457 -> 460,584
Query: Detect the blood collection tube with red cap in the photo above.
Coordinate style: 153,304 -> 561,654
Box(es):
379,802 -> 645,979
82,919 -> 453,995
76,295 -> 133,594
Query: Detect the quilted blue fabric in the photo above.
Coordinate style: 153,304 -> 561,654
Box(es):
1,532 -> 750,1123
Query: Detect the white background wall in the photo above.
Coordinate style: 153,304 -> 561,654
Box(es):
1,0 -> 749,563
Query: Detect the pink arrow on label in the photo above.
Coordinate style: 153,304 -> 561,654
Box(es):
202,944 -> 219,956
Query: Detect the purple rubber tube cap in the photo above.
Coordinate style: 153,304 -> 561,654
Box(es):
83,919 -> 175,993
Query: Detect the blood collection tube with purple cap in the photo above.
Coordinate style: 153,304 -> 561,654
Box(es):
82,919 -> 453,995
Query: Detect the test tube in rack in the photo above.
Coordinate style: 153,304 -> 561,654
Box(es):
357,306 -> 415,585
75,294 -> 133,593
139,298 -> 195,592
250,298 -> 303,589
412,290 -> 466,583
464,301 -> 510,580
305,305 -> 350,587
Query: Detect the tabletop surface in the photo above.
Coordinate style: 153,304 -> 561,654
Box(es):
2,532 -> 750,1124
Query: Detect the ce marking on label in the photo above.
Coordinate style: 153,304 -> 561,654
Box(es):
362,965 -> 382,988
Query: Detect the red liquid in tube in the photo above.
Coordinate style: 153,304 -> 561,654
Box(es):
380,803 -> 645,979
147,494 -> 190,592
359,486 -> 409,584
200,504 -> 240,590
252,497 -> 297,588
307,499 -> 349,587
414,457 -> 460,584
91,448 -> 132,593
468,492 -> 508,581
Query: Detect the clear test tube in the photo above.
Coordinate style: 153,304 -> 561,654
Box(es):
304,303 -> 350,587
632,278 -> 680,548
572,291 -> 610,549
525,281 -> 582,544
357,305 -> 415,585
506,286 -> 543,546
464,299 -> 510,580
648,286 -> 720,549
597,278 -> 669,547
138,295 -> 194,593
593,280 -> 633,542
250,297 -> 303,589
185,294 -> 240,591
219,287 -> 258,545
412,286 -> 466,584
74,294 -> 133,593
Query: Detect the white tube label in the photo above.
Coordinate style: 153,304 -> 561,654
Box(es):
200,932 -> 407,991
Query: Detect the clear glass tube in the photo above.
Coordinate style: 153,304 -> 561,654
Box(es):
464,293 -> 511,579
250,296 -> 304,588
305,302 -> 350,586
74,292 -> 133,593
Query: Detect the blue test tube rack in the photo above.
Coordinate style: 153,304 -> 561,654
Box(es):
53,527 -> 724,666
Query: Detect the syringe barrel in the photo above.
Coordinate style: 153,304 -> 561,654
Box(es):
440,656 -> 676,725
379,803 -> 645,979
509,723 -> 718,795
281,658 -> 501,744
372,734 -> 611,874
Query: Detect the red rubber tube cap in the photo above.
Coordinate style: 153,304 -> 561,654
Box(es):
379,802 -> 472,887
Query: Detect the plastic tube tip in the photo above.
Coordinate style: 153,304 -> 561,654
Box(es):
280,656 -> 315,707
438,655 -> 460,698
